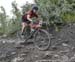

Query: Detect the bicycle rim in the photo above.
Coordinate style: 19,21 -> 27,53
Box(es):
16,28 -> 30,41
34,29 -> 51,50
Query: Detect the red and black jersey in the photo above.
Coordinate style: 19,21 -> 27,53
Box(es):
22,10 -> 38,20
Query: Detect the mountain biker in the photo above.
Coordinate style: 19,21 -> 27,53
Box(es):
21,6 -> 39,36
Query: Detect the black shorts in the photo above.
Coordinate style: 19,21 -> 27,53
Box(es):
22,14 -> 31,24
22,19 -> 31,24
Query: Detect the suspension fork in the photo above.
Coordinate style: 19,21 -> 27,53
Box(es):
24,29 -> 37,42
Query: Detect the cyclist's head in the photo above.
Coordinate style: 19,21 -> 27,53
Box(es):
32,6 -> 38,13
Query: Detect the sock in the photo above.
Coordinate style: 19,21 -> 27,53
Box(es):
31,29 -> 35,32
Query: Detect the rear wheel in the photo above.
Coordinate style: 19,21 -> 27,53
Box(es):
16,27 -> 31,41
34,29 -> 51,50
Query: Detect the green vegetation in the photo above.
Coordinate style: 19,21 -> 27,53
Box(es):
35,0 -> 75,23
0,0 -> 75,36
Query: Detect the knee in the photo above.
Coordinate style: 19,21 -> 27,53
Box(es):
22,23 -> 27,27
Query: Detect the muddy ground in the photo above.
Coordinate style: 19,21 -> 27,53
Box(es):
0,24 -> 75,62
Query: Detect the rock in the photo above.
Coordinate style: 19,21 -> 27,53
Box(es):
11,57 -> 24,62
34,55 -> 39,58
58,38 -> 62,41
0,54 -> 6,60
11,52 -> 16,55
59,50 -> 70,55
69,56 -> 75,62
50,34 -> 55,39
73,23 -> 75,26
2,34 -> 7,37
20,53 -> 27,57
42,55 -> 53,59
43,51 -> 53,59
35,59 -> 61,62
62,43 -> 69,47
61,55 -> 69,62
15,44 -> 24,49
72,47 -> 75,52
64,40 -> 69,44
45,51 -> 50,56
53,54 -> 60,59
51,46 -> 58,51
11,57 -> 18,62
2,40 -> 6,44
17,57 -> 24,61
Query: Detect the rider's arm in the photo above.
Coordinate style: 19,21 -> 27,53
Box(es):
35,13 -> 39,21
35,13 -> 38,18
27,15 -> 32,22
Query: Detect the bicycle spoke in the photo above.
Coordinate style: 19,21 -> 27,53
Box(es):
34,29 -> 51,50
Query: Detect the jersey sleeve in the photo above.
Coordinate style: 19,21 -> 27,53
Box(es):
27,10 -> 32,18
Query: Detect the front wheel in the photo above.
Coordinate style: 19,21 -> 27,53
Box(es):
34,29 -> 51,50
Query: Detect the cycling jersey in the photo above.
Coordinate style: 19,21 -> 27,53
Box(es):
22,10 -> 38,24
26,10 -> 38,18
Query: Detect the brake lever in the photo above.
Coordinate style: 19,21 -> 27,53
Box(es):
39,20 -> 43,25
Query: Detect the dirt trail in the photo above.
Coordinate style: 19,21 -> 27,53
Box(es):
0,24 -> 75,62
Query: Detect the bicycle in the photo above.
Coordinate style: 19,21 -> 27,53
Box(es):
17,20 -> 51,50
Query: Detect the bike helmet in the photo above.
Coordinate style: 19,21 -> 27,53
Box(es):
32,5 -> 38,11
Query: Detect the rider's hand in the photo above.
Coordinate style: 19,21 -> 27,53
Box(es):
31,21 -> 33,24
29,19 -> 32,22
28,20 -> 33,24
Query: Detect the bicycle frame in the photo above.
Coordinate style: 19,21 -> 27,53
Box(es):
31,20 -> 42,30
24,21 -> 42,41
19,20 -> 51,50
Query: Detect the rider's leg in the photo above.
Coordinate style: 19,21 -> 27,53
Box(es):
29,23 -> 35,32
21,22 -> 27,35
27,23 -> 35,39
